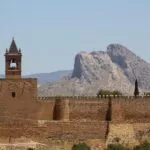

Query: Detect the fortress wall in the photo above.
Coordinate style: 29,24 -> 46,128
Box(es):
0,118 -> 38,138
0,78 -> 37,99
37,98 -> 110,121
0,121 -> 108,140
37,98 -> 70,121
133,123 -> 150,140
69,99 -> 109,121
106,123 -> 150,147
0,95 -> 150,141
0,89 -> 150,130
44,121 -> 107,139
37,96 -> 150,101
37,97 -> 150,122
37,100 -> 55,120
112,98 -> 150,123
0,117 -> 37,128
0,78 -> 39,119
53,99 -> 70,120
111,99 -> 124,122
133,123 -> 150,131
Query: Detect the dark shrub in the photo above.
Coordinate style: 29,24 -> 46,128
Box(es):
72,143 -> 90,150
107,144 -> 128,150
133,141 -> 150,150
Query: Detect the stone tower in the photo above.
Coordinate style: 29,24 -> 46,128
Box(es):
5,38 -> 22,79
0,39 -> 37,119
53,99 -> 70,121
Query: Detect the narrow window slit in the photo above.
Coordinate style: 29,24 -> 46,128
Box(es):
12,92 -> 16,98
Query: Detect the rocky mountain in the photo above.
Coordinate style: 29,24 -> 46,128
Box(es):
38,43 -> 150,96
25,70 -> 72,84
107,44 -> 150,91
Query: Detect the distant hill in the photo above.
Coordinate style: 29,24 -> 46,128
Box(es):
38,44 -> 150,96
0,75 -> 4,78
25,70 -> 72,84
0,70 -> 72,85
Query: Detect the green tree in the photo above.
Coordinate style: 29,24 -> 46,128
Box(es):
72,143 -> 90,150
134,79 -> 139,98
144,92 -> 150,96
97,89 -> 122,97
112,90 -> 122,96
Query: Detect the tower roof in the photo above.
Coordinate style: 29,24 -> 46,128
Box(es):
9,38 -> 19,53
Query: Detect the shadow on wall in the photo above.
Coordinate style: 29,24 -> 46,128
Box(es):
105,98 -> 112,121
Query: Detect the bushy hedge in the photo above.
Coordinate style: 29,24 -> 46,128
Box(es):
97,90 -> 122,97
144,92 -> 150,96
72,143 -> 90,150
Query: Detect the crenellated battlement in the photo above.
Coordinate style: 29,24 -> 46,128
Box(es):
37,95 -> 150,101
36,96 -> 150,124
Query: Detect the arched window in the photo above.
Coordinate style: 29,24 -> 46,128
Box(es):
10,58 -> 17,69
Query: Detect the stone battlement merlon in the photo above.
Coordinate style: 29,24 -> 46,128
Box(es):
37,95 -> 150,101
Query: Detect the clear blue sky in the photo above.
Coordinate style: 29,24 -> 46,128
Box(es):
0,0 -> 150,75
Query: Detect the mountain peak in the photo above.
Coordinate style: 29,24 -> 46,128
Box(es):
72,50 -> 110,81
107,44 -> 137,60
39,44 -> 150,96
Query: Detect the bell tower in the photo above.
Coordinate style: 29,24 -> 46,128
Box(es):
5,38 -> 22,79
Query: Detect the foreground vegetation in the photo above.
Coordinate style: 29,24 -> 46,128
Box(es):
107,144 -> 129,150
108,141 -> 150,150
72,141 -> 150,150
72,143 -> 90,150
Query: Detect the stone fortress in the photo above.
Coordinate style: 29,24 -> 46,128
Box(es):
0,39 -> 150,149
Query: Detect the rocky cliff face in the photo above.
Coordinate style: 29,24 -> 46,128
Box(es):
107,44 -> 150,91
38,44 -> 150,96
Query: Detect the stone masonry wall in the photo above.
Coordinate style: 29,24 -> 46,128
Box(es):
0,92 -> 150,143
111,98 -> 150,123
0,120 -> 107,140
0,78 -> 38,119
37,96 -> 150,123
69,99 -> 109,121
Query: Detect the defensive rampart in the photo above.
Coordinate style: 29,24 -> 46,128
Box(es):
0,96 -> 149,148
37,96 -> 150,123
111,98 -> 150,123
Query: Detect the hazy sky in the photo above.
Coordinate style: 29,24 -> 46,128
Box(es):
0,0 -> 150,75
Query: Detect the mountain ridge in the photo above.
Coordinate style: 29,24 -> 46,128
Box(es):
25,70 -> 72,84
39,43 -> 149,96
0,70 -> 72,85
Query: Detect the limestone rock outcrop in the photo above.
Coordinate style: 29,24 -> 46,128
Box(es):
39,43 -> 150,96
107,44 -> 150,91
